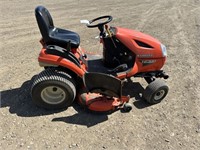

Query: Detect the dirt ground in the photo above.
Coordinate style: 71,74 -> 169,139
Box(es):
0,0 -> 200,149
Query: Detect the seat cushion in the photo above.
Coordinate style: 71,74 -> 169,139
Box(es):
48,28 -> 80,48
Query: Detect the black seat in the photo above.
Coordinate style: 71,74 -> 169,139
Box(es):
35,6 -> 80,48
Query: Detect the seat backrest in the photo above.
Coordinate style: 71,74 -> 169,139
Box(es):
35,6 -> 54,42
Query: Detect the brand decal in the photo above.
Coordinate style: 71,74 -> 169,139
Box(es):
140,60 -> 156,66
137,54 -> 153,58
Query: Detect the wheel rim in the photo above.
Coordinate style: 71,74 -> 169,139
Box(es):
41,86 -> 66,104
154,89 -> 165,101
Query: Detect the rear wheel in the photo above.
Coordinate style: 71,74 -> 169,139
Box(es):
143,80 -> 169,104
31,68 -> 76,109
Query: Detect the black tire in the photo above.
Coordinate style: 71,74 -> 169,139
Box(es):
143,80 -> 169,104
144,77 -> 155,84
31,68 -> 76,109
123,103 -> 132,112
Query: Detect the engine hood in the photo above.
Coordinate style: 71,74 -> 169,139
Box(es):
115,27 -> 163,58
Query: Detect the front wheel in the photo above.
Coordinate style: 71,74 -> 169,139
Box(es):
31,68 -> 76,109
143,80 -> 169,104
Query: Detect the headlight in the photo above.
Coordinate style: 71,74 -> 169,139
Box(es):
161,44 -> 167,57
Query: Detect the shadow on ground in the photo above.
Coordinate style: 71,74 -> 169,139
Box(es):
1,76 -> 151,126
52,103 -> 111,127
122,79 -> 152,109
0,76 -> 65,117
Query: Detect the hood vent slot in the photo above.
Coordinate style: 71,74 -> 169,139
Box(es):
135,40 -> 153,48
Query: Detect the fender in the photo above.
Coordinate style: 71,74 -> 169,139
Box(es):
45,45 -> 81,67
38,48 -> 85,77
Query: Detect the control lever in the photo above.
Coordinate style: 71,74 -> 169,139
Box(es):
80,20 -> 89,24
105,25 -> 117,48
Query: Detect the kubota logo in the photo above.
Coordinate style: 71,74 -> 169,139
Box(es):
137,54 -> 153,58
140,60 -> 156,66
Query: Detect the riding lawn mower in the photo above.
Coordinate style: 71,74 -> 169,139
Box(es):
31,6 -> 169,112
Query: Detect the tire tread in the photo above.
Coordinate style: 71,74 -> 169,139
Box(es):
31,68 -> 76,109
143,80 -> 168,104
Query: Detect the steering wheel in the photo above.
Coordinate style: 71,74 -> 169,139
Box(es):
87,15 -> 113,28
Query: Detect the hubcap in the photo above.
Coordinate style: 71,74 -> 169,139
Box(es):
41,86 -> 66,104
154,90 -> 165,101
